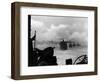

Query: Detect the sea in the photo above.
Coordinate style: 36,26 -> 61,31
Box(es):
35,42 -> 87,65
54,47 -> 87,65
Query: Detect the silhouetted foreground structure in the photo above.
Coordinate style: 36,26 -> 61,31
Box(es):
73,55 -> 88,64
28,30 -> 57,66
28,47 -> 57,66
37,47 -> 57,66
66,59 -> 72,65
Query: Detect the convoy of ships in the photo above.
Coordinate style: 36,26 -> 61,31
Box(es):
59,39 -> 80,50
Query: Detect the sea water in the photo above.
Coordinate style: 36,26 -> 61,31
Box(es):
54,47 -> 87,65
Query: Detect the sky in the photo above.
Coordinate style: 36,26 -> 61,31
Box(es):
30,15 -> 88,46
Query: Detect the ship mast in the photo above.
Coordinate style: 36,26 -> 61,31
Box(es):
31,30 -> 36,51
34,30 -> 36,50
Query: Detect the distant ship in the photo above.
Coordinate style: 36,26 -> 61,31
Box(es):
59,40 -> 67,50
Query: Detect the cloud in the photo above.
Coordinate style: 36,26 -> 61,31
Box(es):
31,19 -> 48,39
44,24 -> 68,41
69,32 -> 87,46
31,18 -> 88,46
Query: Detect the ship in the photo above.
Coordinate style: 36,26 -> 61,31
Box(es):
59,40 -> 68,50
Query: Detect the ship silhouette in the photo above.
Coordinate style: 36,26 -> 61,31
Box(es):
59,40 -> 68,50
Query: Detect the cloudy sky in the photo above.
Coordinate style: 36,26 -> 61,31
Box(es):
30,15 -> 88,46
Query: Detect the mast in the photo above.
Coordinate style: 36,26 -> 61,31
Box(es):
34,30 -> 36,50
31,30 -> 36,51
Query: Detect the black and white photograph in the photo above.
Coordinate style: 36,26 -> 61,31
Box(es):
11,2 -> 97,79
28,15 -> 88,66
